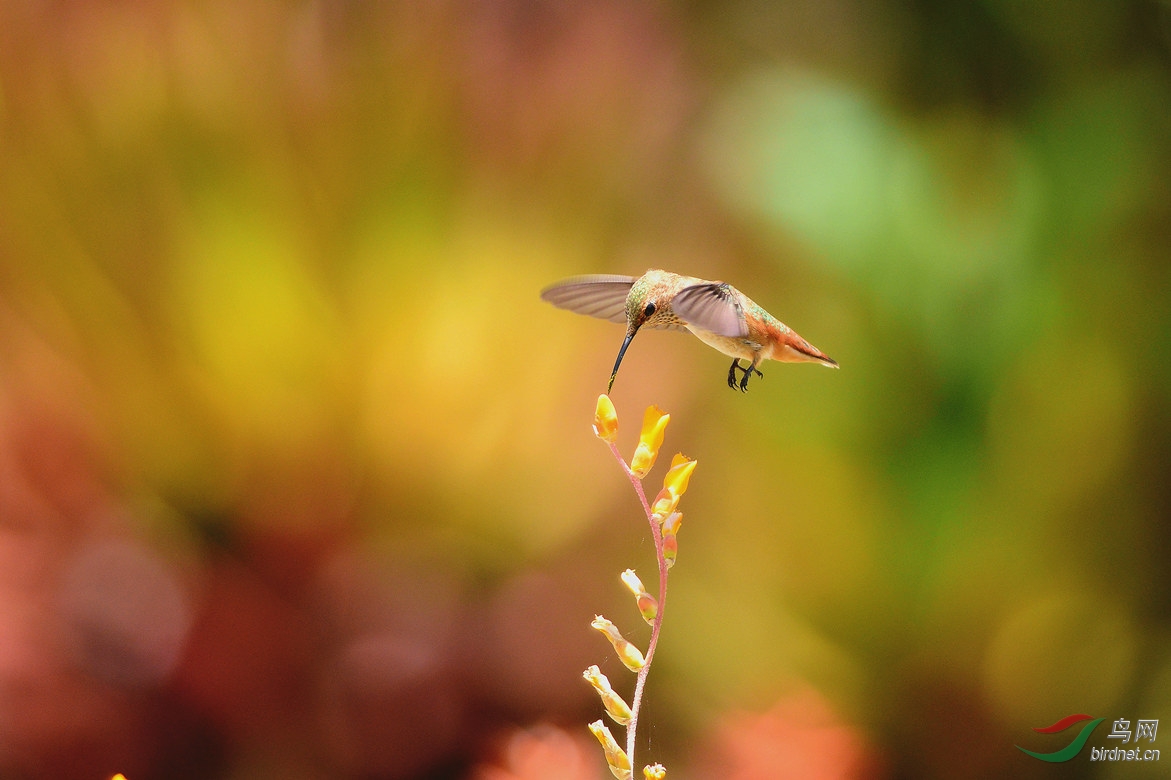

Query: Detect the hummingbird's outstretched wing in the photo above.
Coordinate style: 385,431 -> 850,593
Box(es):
671,283 -> 748,338
540,275 -> 635,324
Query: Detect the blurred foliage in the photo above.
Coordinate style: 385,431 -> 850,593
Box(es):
1,1 -> 1170,778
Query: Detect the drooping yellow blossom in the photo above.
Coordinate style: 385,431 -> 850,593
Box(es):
588,720 -> 633,780
583,665 -> 633,725
630,405 -> 670,478
594,394 -> 619,443
661,453 -> 696,498
650,455 -> 696,520
621,569 -> 658,624
591,615 -> 646,671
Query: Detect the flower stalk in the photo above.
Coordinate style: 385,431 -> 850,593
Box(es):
585,395 -> 693,776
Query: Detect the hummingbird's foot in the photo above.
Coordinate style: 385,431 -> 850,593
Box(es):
727,359 -> 764,392
738,363 -> 763,392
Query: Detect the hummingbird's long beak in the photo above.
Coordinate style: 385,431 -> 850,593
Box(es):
607,326 -> 639,393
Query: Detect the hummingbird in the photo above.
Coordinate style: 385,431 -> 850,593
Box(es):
541,269 -> 838,393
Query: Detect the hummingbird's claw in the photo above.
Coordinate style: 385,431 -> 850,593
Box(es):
727,359 -> 763,392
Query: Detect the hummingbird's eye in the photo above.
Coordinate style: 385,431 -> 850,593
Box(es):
644,302 -> 656,317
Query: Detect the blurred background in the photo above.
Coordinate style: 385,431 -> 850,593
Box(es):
1,1 -> 1169,778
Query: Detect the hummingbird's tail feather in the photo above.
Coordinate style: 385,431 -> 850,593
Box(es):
540,275 -> 635,324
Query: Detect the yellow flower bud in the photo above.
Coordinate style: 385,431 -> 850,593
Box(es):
621,569 -> 658,624
591,615 -> 646,672
588,720 -> 633,780
661,454 -> 696,499
583,665 -> 633,725
644,764 -> 667,779
593,394 -> 619,443
630,405 -> 669,479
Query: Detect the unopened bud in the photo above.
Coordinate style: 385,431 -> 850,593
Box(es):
583,665 -> 632,725
621,569 -> 658,624
661,454 -> 696,499
661,512 -> 682,569
630,406 -> 669,479
588,720 -> 633,780
650,487 -> 679,521
591,615 -> 646,672
644,765 -> 667,779
662,535 -> 678,568
594,395 -> 619,443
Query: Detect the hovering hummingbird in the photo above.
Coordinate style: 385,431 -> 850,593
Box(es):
541,269 -> 838,393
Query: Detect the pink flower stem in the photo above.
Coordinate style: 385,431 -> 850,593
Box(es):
607,442 -> 670,768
